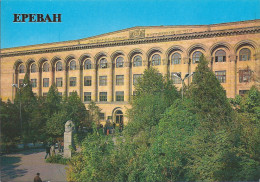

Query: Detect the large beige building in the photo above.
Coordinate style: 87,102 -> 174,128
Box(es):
1,19 -> 260,125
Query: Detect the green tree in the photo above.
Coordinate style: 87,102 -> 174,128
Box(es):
86,100 -> 101,128
45,84 -> 62,118
62,91 -> 87,131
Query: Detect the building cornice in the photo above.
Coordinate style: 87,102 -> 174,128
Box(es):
1,26 -> 260,58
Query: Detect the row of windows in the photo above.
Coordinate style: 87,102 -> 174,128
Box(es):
18,48 -> 252,73
18,68 -> 252,89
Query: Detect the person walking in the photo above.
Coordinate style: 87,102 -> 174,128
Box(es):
45,145 -> 51,159
34,173 -> 42,182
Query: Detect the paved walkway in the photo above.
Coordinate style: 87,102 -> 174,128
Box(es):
0,149 -> 67,182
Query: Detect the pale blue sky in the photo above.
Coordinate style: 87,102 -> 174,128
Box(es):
1,0 -> 260,49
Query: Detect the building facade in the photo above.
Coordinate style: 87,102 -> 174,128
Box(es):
1,20 -> 260,125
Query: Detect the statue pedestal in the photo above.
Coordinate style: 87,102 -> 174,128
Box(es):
63,120 -> 75,158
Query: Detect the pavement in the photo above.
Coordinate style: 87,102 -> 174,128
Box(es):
0,148 -> 67,182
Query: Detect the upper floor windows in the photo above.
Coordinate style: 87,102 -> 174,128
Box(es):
84,59 -> 91,70
171,53 -> 181,65
133,55 -> 142,67
151,54 -> 161,66
43,62 -> 50,72
56,61 -> 62,71
239,48 -> 251,61
19,65 -> 25,73
69,60 -> 76,70
239,69 -> 252,83
100,58 -> 108,69
116,57 -> 124,68
215,50 -> 226,62
192,51 -> 203,63
31,63 -> 37,73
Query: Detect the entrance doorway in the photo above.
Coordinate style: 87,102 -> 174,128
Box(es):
115,110 -> 123,125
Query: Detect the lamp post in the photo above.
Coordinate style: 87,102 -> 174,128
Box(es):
12,83 -> 27,133
172,73 -> 193,100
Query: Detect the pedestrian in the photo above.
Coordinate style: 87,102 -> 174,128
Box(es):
61,141 -> 64,152
45,145 -> 51,159
34,173 -> 42,182
58,140 -> 61,153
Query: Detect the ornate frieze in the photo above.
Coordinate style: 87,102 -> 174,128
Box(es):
1,27 -> 260,58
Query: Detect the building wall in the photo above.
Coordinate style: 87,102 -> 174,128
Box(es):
1,20 -> 260,125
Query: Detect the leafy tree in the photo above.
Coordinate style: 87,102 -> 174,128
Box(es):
62,91 -> 87,131
45,84 -> 62,118
86,100 -> 101,128
0,99 -> 20,151
189,55 -> 233,125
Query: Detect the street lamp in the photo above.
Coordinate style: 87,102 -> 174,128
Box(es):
12,83 -> 27,133
172,73 -> 193,100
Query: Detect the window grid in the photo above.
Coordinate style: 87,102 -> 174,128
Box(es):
70,77 -> 77,87
43,62 -> 50,72
56,61 -> 62,71
151,54 -> 161,66
116,91 -> 124,101
31,64 -> 37,73
192,51 -> 203,63
239,48 -> 251,61
239,70 -> 251,83
84,59 -> 91,69
99,76 -> 107,86
99,92 -> 107,101
171,72 -> 182,84
70,60 -> 76,70
56,77 -> 63,87
84,92 -> 91,102
31,79 -> 37,88
43,78 -> 49,87
215,50 -> 226,62
215,71 -> 226,83
19,65 -> 25,73
100,58 -> 108,69
133,55 -> 142,67
171,53 -> 181,64
116,75 -> 124,85
116,57 -> 124,68
84,76 -> 92,86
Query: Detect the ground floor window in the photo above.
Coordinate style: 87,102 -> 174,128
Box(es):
171,72 -> 181,84
70,77 -> 76,87
239,90 -> 249,96
56,78 -> 63,87
43,78 -> 49,87
239,69 -> 251,83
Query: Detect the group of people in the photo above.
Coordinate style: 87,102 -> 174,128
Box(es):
44,140 -> 64,159
102,119 -> 124,135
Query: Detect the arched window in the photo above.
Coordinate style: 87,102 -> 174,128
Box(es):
19,64 -> 25,73
100,58 -> 108,69
151,54 -> 161,66
239,48 -> 251,61
31,63 -> 37,73
56,61 -> 62,71
133,55 -> 142,67
192,51 -> 203,63
171,53 -> 181,64
116,57 -> 124,68
69,60 -> 76,70
43,62 -> 50,72
215,50 -> 226,62
84,59 -> 91,70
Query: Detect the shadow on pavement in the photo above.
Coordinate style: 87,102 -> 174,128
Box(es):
20,148 -> 45,155
0,156 -> 27,181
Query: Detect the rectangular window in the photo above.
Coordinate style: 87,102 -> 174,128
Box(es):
56,78 -> 63,87
239,70 -> 252,83
215,71 -> 226,83
84,76 -> 92,86
70,77 -> 76,87
133,74 -> 142,85
171,72 -> 181,84
239,90 -> 249,96
43,78 -> 49,87
99,92 -> 107,101
58,92 -> 62,96
84,92 -> 91,102
99,113 -> 105,120
116,91 -> 124,101
99,76 -> 107,86
43,92 -> 48,97
116,75 -> 124,85
19,79 -> 24,87
31,79 -> 37,88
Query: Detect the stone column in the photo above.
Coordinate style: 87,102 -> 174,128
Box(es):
229,55 -> 237,97
63,64 -> 67,97
77,65 -> 81,99
107,60 -> 113,102
38,68 -> 41,96
125,62 -> 130,102
93,65 -> 97,102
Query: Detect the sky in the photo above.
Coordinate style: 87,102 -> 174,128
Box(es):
1,0 -> 260,49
